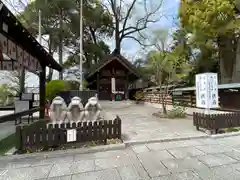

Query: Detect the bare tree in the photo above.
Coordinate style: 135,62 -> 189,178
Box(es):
102,0 -> 164,54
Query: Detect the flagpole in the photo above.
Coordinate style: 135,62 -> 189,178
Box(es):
79,0 -> 83,91
38,10 -> 42,45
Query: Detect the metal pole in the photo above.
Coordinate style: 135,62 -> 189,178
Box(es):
38,10 -> 42,45
79,0 -> 83,91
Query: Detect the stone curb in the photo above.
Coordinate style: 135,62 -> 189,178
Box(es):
125,132 -> 240,146
124,135 -> 209,146
0,143 -> 126,161
210,132 -> 240,139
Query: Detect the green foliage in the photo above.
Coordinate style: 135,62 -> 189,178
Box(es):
226,127 -> 240,132
46,80 -> 71,101
0,84 -> 15,106
167,106 -> 186,119
134,91 -> 144,101
179,0 -> 240,83
147,49 -> 190,85
46,80 -> 88,100
0,133 -> 15,156
19,0 -> 113,79
66,80 -> 87,90
63,41 -> 111,70
180,0 -> 238,38
67,80 -> 80,90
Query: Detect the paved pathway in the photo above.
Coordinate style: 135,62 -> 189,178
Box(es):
0,112 -> 39,141
144,102 -> 232,115
1,136 -> 240,179
101,101 -> 206,144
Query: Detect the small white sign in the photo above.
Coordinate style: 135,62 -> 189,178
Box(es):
67,129 -> 77,142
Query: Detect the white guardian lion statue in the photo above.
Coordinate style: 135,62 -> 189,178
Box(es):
67,96 -> 84,122
49,96 -> 67,122
84,96 -> 101,121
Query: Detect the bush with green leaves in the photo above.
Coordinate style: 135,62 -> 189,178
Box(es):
46,80 -> 71,101
67,80 -> 87,90
167,104 -> 186,119
134,91 -> 144,101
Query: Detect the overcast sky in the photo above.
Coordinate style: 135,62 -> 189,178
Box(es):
1,0 -> 180,89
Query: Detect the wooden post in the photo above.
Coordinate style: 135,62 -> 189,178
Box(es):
125,72 -> 129,100
97,72 -> 100,95
15,126 -> 22,152
39,65 -> 46,119
190,93 -> 193,107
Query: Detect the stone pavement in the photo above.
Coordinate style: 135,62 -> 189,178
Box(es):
1,136 -> 240,179
0,112 -> 39,141
0,121 -> 16,141
101,101 -> 206,144
144,102 -> 231,115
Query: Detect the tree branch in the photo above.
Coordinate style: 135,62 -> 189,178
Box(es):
120,0 -> 164,41
124,35 -> 153,47
121,0 -> 137,37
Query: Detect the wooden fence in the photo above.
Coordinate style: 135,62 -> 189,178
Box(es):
16,116 -> 121,152
144,92 -> 221,108
57,90 -> 97,105
193,112 -> 240,133
144,92 -> 173,105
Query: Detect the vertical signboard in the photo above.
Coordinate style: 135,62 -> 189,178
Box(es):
196,73 -> 207,108
111,77 -> 116,93
208,73 -> 218,108
195,73 -> 218,110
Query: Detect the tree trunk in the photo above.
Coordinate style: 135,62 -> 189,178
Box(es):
160,93 -> 167,115
218,35 -> 237,83
232,37 -> 240,83
58,8 -> 63,80
162,101 -> 167,115
113,0 -> 121,55
115,23 -> 121,54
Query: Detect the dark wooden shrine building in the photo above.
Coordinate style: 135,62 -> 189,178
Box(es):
86,53 -> 140,100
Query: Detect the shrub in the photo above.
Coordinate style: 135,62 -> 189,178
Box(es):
226,127 -> 240,133
153,103 -> 187,119
67,80 -> 80,90
167,105 -> 186,119
67,80 -> 87,90
46,80 -> 71,101
134,91 -> 144,101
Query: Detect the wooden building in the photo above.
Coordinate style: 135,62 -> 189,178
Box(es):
0,2 -> 62,118
86,52 -> 140,100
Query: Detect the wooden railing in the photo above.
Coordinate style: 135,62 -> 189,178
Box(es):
16,116 -> 121,152
0,107 -> 39,124
193,112 -> 240,134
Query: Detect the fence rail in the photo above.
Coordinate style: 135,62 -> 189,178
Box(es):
193,112 -> 240,133
16,116 -> 121,152
0,107 -> 39,124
